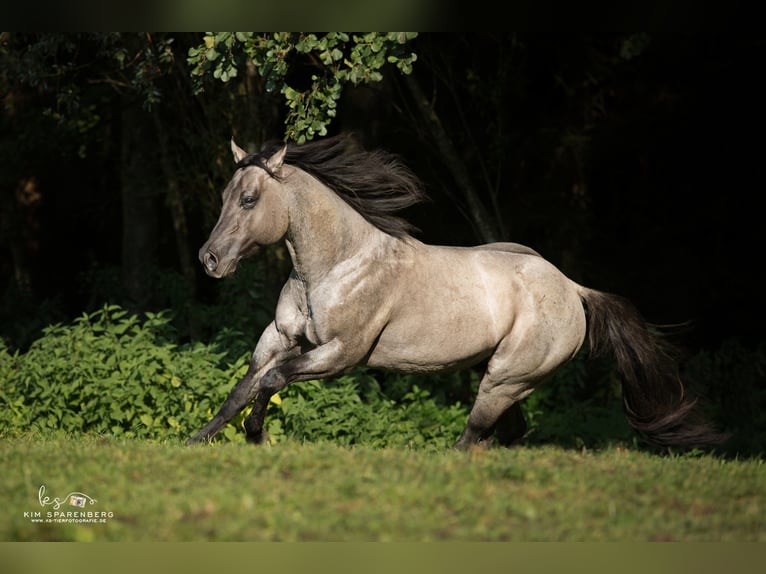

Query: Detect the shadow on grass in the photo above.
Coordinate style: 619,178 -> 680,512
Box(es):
516,401 -> 765,461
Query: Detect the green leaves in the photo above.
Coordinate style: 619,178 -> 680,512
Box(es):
187,32 -> 418,143
264,371 -> 469,449
0,305 -> 241,441
0,304 -> 469,448
0,303 -> 469,448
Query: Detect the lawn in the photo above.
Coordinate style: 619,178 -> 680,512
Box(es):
2,435 -> 763,542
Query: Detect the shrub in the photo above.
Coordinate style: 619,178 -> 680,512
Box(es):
262,372 -> 469,449
0,305 -> 469,448
3,304 -> 760,454
0,305 -> 245,441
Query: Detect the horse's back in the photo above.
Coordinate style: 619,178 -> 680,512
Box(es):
472,241 -> 543,258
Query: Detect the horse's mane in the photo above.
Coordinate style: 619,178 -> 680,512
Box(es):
236,134 -> 428,237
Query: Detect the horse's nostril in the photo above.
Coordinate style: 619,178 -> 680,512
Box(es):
203,251 -> 218,272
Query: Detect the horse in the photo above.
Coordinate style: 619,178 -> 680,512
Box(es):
187,134 -> 725,449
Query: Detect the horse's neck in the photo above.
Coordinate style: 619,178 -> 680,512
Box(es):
284,171 -> 386,284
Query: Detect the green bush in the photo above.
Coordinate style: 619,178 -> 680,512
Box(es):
263,373 -> 469,449
0,305 -> 246,441
0,305 -> 468,448
2,304 -> 761,454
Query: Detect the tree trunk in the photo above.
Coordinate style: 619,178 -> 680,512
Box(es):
120,104 -> 159,312
152,112 -> 200,337
402,72 -> 502,244
0,177 -> 40,293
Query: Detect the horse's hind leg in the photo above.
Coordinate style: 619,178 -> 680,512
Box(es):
494,402 -> 528,446
454,375 -> 534,450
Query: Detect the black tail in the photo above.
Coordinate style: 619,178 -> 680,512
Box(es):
581,288 -> 728,448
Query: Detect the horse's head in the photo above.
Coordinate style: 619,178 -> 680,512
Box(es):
199,140 -> 289,278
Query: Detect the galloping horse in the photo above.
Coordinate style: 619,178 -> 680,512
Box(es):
188,134 -> 724,449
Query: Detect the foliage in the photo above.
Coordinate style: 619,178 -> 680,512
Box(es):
0,305 -> 244,440
0,282 -> 69,353
263,374 -> 469,449
188,32 -> 418,142
0,305 -> 467,448
0,33 -> 176,150
1,304 -> 763,455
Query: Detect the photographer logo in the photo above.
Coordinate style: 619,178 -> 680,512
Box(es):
23,485 -> 115,524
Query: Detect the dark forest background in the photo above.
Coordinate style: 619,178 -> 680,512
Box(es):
2,33 -> 765,451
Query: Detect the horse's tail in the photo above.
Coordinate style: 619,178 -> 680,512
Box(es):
578,287 -> 727,448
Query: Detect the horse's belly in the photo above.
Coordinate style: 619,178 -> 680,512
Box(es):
364,314 -> 499,373
365,343 -> 493,373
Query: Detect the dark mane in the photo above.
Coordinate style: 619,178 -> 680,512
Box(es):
236,134 -> 428,237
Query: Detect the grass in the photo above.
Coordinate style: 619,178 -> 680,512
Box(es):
1,434 -> 764,541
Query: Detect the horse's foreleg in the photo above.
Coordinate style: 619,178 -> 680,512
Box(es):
186,322 -> 297,445
186,362 -> 260,445
243,338 -> 348,442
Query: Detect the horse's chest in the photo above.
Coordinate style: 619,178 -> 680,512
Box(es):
301,298 -> 322,344
275,278 -> 323,347
278,268 -> 392,349
295,284 -> 347,346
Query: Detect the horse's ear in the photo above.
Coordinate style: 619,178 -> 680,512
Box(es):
231,138 -> 248,163
266,145 -> 287,173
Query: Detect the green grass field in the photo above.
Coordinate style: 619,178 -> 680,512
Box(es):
2,435 -> 763,541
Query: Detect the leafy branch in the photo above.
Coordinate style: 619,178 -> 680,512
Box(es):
188,32 -> 418,143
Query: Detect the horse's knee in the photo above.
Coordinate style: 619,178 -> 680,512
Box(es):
259,367 -> 286,394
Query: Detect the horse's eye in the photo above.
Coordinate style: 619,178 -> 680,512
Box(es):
240,195 -> 257,209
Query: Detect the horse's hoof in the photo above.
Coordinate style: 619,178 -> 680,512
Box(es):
452,436 -> 494,451
186,432 -> 212,446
